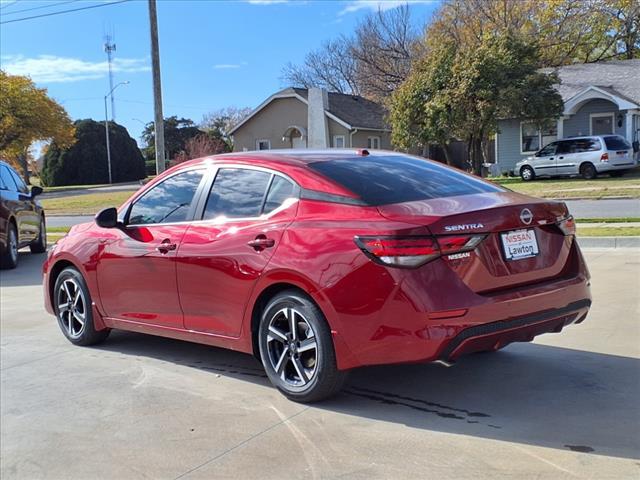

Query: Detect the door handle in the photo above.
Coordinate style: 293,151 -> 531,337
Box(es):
156,239 -> 177,253
558,156 -> 564,160
247,235 -> 275,251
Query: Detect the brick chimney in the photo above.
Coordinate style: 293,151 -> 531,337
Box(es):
307,87 -> 329,148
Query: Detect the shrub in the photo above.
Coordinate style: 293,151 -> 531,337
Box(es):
41,119 -> 145,186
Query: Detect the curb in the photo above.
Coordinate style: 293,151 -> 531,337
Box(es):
577,236 -> 640,248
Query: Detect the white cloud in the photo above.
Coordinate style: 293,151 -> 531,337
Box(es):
213,61 -> 247,69
0,54 -> 150,83
246,0 -> 288,4
339,0 -> 434,16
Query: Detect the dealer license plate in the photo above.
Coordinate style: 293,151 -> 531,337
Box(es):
501,229 -> 539,261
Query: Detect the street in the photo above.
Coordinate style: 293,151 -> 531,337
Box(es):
1,249 -> 639,479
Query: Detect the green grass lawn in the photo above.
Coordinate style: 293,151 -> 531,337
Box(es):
490,169 -> 640,199
41,191 -> 132,215
576,226 -> 640,236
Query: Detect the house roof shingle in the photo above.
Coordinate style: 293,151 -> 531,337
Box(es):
543,59 -> 640,104
286,87 -> 389,130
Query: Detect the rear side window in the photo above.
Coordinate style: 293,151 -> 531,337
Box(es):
204,168 -> 272,219
571,138 -> 601,153
264,176 -> 296,214
604,136 -> 631,150
308,155 -> 503,205
128,169 -> 205,225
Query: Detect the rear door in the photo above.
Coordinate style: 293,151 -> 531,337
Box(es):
2,165 -> 38,243
177,167 -> 299,337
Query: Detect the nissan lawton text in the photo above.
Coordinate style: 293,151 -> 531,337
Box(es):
44,150 -> 591,402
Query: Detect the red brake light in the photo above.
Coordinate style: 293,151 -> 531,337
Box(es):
355,234 -> 486,268
600,152 -> 609,162
437,235 -> 486,255
557,216 -> 576,236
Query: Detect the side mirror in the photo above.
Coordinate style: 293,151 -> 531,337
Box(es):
95,207 -> 119,228
31,186 -> 43,197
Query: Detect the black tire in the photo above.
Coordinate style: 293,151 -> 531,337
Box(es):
53,267 -> 110,346
258,290 -> 348,402
0,222 -> 18,270
609,170 -> 626,178
30,215 -> 47,253
520,166 -> 535,182
580,162 -> 597,180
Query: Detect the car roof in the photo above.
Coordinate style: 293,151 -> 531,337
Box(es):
166,149 -> 411,198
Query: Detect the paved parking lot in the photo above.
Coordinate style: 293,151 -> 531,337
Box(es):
1,249 -> 639,479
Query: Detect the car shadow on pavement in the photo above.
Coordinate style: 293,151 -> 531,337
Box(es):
0,252 -> 46,288
97,330 -> 639,461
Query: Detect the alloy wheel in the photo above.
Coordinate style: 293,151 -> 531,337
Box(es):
266,307 -> 318,387
56,278 -> 87,338
8,228 -> 18,264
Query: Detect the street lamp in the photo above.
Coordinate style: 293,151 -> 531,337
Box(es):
104,81 -> 130,184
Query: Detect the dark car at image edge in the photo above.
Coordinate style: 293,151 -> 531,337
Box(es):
1,160 -> 47,269
42,150 -> 591,402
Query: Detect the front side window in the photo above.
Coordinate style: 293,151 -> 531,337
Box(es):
7,167 -> 28,193
204,168 -> 272,219
536,143 -> 557,157
367,136 -> 381,149
257,139 -> 271,150
128,169 -> 205,225
0,165 -> 17,191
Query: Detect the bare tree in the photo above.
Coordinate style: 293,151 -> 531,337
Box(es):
350,5 -> 418,102
281,37 -> 360,94
174,134 -> 228,163
281,5 -> 419,101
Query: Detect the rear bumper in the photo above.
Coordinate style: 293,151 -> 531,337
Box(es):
595,160 -> 637,172
438,298 -> 590,362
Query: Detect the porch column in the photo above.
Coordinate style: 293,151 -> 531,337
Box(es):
557,117 -> 564,139
626,110 -> 634,143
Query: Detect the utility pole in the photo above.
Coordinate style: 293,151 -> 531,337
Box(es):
148,0 -> 165,175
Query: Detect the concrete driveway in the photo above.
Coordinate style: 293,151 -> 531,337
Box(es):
1,250 -> 638,479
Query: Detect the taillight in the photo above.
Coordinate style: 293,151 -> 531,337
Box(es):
557,216 -> 576,236
355,234 -> 486,268
600,152 -> 609,162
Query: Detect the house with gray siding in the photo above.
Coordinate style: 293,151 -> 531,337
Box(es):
229,87 -> 391,152
494,59 -> 640,175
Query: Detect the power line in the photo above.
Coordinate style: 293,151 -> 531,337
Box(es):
0,0 -> 130,25
0,1 -> 19,11
1,0 -> 78,16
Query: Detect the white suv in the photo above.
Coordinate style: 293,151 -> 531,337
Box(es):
515,135 -> 636,181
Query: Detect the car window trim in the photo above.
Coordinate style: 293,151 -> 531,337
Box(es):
195,164 -> 301,222
124,166 -> 209,226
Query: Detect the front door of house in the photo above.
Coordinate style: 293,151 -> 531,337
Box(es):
591,114 -> 614,135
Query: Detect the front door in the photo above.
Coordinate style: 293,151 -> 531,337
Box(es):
591,114 -> 614,135
531,142 -> 558,176
177,167 -> 299,337
96,168 -> 206,328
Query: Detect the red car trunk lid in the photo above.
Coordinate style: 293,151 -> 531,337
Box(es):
377,192 -> 573,293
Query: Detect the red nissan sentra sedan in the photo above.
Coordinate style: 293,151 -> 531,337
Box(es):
43,150 -> 591,402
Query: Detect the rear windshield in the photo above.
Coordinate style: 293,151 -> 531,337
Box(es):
308,155 -> 504,205
603,136 -> 631,150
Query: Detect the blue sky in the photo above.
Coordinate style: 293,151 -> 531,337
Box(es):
1,0 -> 438,145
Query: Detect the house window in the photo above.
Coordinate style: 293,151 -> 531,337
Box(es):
256,139 -> 271,150
520,122 -> 557,154
367,136 -> 380,149
333,135 -> 345,148
590,113 -> 614,135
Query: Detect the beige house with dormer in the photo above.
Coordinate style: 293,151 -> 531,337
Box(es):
230,87 -> 392,152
